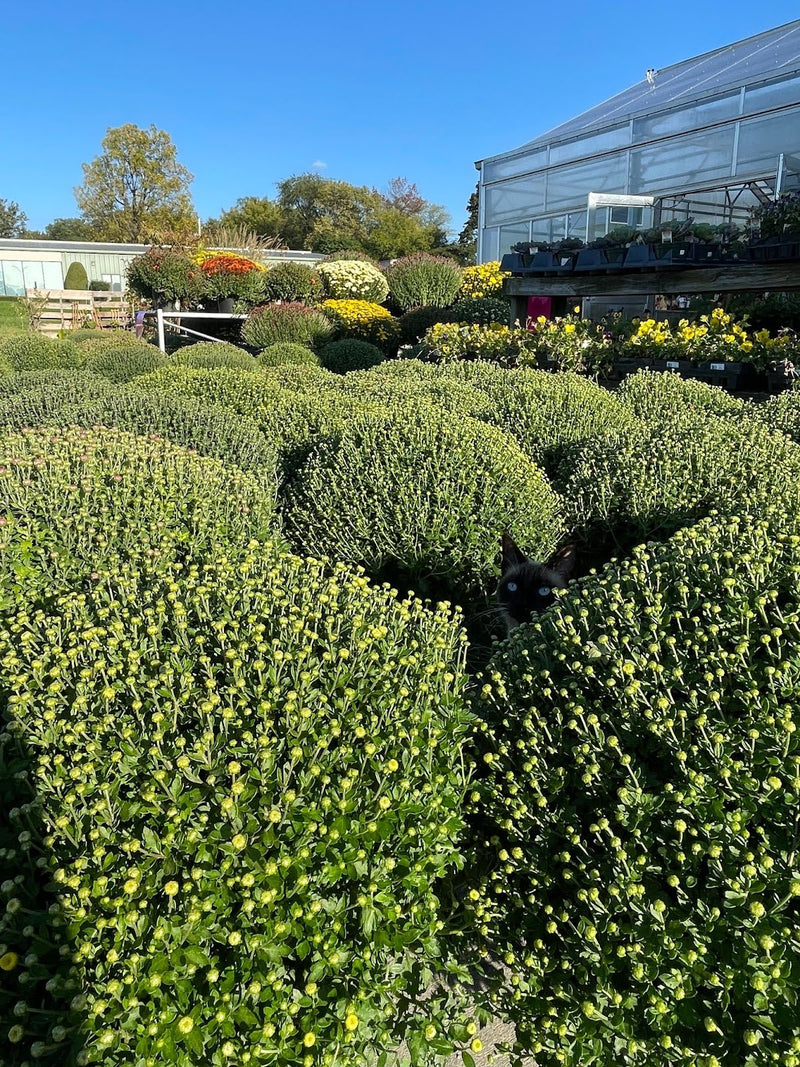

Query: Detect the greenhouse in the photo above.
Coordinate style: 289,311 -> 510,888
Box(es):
476,19 -> 800,263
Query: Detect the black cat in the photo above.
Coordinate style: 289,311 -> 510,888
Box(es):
496,532 -> 577,632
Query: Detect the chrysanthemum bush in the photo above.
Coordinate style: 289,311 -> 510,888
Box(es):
749,388 -> 800,443
317,339 -> 385,374
170,341 -> 257,372
521,310 -> 614,375
457,261 -> 509,300
447,297 -> 510,327
242,303 -> 334,352
383,254 -> 463,311
281,402 -> 565,609
562,408 -> 800,552
0,531 -> 477,1066
458,512 -> 800,1067
419,322 -> 534,368
316,260 -> 389,304
0,334 -> 81,373
257,343 -> 322,369
199,254 -> 266,304
617,369 -> 747,422
320,300 -> 401,352
81,340 -> 168,383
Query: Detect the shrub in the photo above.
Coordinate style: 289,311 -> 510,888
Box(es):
0,371 -> 117,429
463,512 -> 800,1066
321,249 -> 380,265
316,260 -> 389,304
618,369 -> 748,421
0,333 -> 81,372
257,342 -> 322,368
63,390 -> 279,492
241,302 -> 334,351
397,305 -> 452,345
126,247 -> 205,306
82,340 -> 168,382
457,260 -> 509,299
261,261 -> 322,304
320,299 -> 401,351
282,404 -> 565,608
88,279 -> 111,291
750,389 -> 800,442
71,329 -> 142,350
199,254 -> 266,304
63,260 -> 89,290
0,539 -> 472,1066
170,341 -> 256,372
318,338 -> 385,373
0,426 -> 276,590
258,363 -> 339,391
563,410 -> 800,553
447,296 -> 510,326
384,252 -> 463,311
420,322 -> 533,367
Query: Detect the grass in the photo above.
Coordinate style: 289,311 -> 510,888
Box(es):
0,296 -> 28,338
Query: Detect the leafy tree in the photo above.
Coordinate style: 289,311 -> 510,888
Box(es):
276,174 -> 383,252
0,198 -> 28,238
44,217 -> 99,242
206,196 -> 284,240
74,124 -> 195,243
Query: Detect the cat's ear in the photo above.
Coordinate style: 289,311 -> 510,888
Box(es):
546,543 -> 577,582
501,531 -> 528,572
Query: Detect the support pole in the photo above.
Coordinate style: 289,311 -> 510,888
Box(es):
156,309 -> 165,353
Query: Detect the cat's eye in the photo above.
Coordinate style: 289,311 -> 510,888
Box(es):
506,581 -> 518,592
538,585 -> 551,597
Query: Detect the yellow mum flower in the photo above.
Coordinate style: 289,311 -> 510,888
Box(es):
345,1013 -> 359,1031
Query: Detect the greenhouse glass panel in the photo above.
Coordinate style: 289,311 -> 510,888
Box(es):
530,217 -> 551,243
545,155 -> 628,212
1,261 -> 24,296
744,74 -> 800,114
481,228 -> 499,262
43,262 -> 63,289
483,149 -> 547,182
566,211 -> 587,239
736,106 -> 800,174
633,92 -> 740,142
630,127 -> 735,191
484,174 -> 545,225
549,124 -> 630,165
499,223 -> 531,252
22,261 -> 45,291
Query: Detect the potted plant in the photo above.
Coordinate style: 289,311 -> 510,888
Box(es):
199,253 -> 266,312
575,229 -> 630,272
126,247 -> 205,310
746,191 -> 800,261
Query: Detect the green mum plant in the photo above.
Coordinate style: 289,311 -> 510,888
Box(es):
460,512 -> 800,1067
0,534 -> 476,1066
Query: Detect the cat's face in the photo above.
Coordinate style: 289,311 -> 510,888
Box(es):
497,533 -> 576,632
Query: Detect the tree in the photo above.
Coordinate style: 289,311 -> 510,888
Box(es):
206,196 -> 284,240
43,217 -> 99,242
74,124 -> 195,243
276,174 -> 383,252
0,198 -> 28,238
458,184 -> 479,254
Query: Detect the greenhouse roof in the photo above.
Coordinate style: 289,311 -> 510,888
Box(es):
490,19 -> 800,160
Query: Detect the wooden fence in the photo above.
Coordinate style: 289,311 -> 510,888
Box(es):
24,289 -> 133,337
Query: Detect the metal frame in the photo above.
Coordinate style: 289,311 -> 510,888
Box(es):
148,310 -> 248,352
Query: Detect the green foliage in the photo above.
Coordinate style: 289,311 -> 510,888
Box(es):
563,409 -> 800,553
170,341 -> 256,372
397,305 -> 452,345
0,197 -> 28,238
88,279 -> 111,291
384,253 -> 463,311
63,261 -> 89,290
318,338 -> 385,374
257,363 -> 338,391
257,342 -> 322,368
618,370 -> 748,421
241,303 -> 334,351
447,296 -> 510,326
0,333 -> 80,372
73,330 -> 148,352
0,370 -> 116,428
0,527 -> 471,1065
282,404 -> 565,607
75,123 -> 195,243
420,322 -> 533,368
82,340 -> 168,382
464,513 -> 800,1066
261,261 -> 322,303
317,259 -> 390,304
126,248 -> 205,305
749,389 -> 800,443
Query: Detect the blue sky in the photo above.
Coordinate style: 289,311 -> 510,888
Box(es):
3,1 -> 799,239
